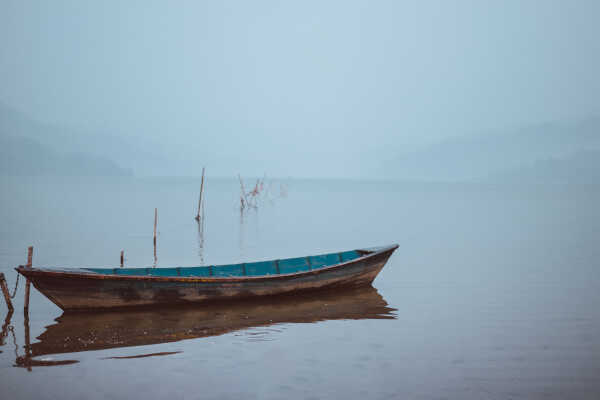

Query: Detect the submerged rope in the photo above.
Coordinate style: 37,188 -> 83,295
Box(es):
9,273 -> 20,299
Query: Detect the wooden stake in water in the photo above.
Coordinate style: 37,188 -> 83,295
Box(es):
27,246 -> 33,267
120,250 -> 124,268
154,208 -> 158,245
0,273 -> 13,311
195,167 -> 206,222
153,208 -> 158,266
24,309 -> 31,371
24,246 -> 33,315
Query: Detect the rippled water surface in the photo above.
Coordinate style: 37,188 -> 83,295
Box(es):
1,177 -> 599,399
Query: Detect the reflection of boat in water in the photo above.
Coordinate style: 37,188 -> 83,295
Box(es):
7,286 -> 395,368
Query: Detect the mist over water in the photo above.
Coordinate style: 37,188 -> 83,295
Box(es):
1,177 -> 599,399
1,1 -> 599,179
1,1 -> 599,398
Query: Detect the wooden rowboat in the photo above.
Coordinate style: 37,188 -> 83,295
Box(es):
16,244 -> 398,311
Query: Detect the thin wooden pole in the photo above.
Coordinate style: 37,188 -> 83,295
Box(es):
153,208 -> 157,266
153,208 -> 157,245
120,250 -> 124,268
197,218 -> 205,265
0,273 -> 13,311
24,246 -> 32,315
195,167 -> 206,221
24,310 -> 31,372
27,246 -> 33,267
1,308 -> 13,346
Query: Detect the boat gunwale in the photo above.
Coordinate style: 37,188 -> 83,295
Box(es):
15,244 -> 398,284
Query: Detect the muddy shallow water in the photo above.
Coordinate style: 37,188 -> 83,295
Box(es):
1,177 -> 599,399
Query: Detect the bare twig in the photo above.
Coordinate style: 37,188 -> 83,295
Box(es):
195,167 -> 206,221
238,174 -> 252,210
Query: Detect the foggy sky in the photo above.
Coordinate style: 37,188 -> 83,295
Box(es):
1,0 -> 599,178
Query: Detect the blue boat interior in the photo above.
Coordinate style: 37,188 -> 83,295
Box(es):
83,250 -> 365,277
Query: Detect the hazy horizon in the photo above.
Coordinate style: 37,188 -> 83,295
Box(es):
2,101 -> 598,181
1,0 -> 599,179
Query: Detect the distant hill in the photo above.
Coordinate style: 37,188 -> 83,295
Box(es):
0,135 -> 132,176
382,118 -> 600,182
0,104 -> 132,176
488,150 -> 600,183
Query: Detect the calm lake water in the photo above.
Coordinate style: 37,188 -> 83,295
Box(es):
1,176 -> 599,399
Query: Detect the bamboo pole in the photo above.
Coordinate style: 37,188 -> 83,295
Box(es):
24,311 -> 31,371
24,246 -> 32,316
195,167 -> 206,221
27,246 -> 33,267
0,273 -> 13,311
153,208 -> 158,266
197,217 -> 205,265
153,208 -> 157,246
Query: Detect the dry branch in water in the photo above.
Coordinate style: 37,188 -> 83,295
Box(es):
238,174 -> 284,212
238,174 -> 254,211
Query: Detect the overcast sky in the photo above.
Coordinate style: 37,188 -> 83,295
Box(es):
1,0 -> 599,177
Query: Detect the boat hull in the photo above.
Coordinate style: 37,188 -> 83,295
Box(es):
17,245 -> 397,311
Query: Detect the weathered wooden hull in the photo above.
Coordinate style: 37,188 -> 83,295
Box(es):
16,245 -> 397,311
